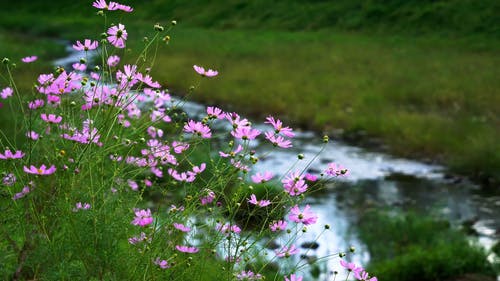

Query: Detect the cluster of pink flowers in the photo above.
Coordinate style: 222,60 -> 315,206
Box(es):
131,209 -> 153,227
264,116 -> 294,148
236,270 -> 263,280
73,202 -> 91,212
282,171 -> 308,196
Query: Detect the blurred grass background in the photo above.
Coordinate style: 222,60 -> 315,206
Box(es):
0,0 -> 498,185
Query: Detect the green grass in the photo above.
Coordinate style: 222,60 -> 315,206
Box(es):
356,211 -> 497,281
0,1 -> 499,184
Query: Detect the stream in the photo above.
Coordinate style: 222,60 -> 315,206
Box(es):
54,46 -> 500,280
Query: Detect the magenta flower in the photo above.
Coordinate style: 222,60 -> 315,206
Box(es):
265,116 -> 295,138
269,220 -> 287,232
340,260 -> 363,275
1,87 -> 13,99
107,55 -> 120,67
207,106 -> 225,119
251,171 -> 274,183
175,245 -> 199,253
282,171 -> 308,196
72,63 -> 87,71
107,24 -> 127,48
92,0 -> 108,9
193,65 -> 218,77
131,209 -> 153,227
275,244 -> 299,258
200,189 -> 216,205
73,39 -> 98,51
28,99 -> 44,110
26,131 -> 39,140
248,194 -> 271,207
325,162 -> 349,177
73,202 -> 91,212
128,232 -> 147,245
288,204 -> 318,225
355,270 -> 378,281
21,56 -> 37,63
23,164 -> 56,175
173,223 -> 191,232
136,73 -> 161,88
285,274 -> 303,281
236,270 -> 263,280
40,113 -> 62,124
172,141 -> 189,154
216,223 -> 241,235
264,132 -> 292,148
154,258 -> 170,269
183,120 -> 211,138
231,126 -> 261,140
219,144 -> 243,158
304,173 -> 318,182
12,186 -> 30,200
0,149 -> 25,160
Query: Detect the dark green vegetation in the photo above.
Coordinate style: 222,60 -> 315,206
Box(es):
1,0 -> 499,185
357,211 -> 497,281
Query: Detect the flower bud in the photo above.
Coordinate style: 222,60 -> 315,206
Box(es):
79,58 -> 86,64
323,135 -> 329,143
298,153 -> 304,160
171,20 -> 177,26
154,23 -> 164,32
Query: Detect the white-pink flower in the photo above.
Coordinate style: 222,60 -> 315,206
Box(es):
21,56 -> 38,63
193,65 -> 218,77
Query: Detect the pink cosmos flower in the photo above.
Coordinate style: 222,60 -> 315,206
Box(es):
136,73 -> 161,88
40,113 -> 62,124
73,202 -> 91,212
355,270 -> 378,281
248,194 -> 271,207
265,116 -> 295,138
340,260 -> 363,275
231,126 -> 261,140
128,232 -> 147,244
154,258 -> 170,269
2,173 -> 16,186
172,141 -> 189,154
219,144 -> 243,158
72,63 -> 87,71
131,209 -> 153,227
107,24 -> 127,48
264,131 -> 292,148
285,274 -> 303,281
175,245 -> 199,253
200,190 -> 216,205
282,171 -> 308,196
168,168 -> 196,182
216,223 -> 241,235
26,131 -> 39,140
1,87 -> 13,99
128,180 -> 138,191
193,65 -> 218,77
288,204 -> 318,225
21,56 -> 37,63
207,106 -> 225,119
28,99 -> 44,110
305,173 -> 318,182
173,223 -> 191,232
225,112 -> 250,129
325,163 -> 349,177
236,270 -> 263,280
92,0 -> 109,9
275,244 -> 299,258
116,3 -> 133,12
12,186 -> 30,200
107,55 -> 120,67
269,220 -> 287,232
251,171 -> 274,183
23,164 -> 56,175
183,120 -> 211,138
73,39 -> 98,51
0,149 -> 25,159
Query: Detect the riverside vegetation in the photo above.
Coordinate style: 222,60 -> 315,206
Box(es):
0,1 -> 376,280
0,0 -> 499,186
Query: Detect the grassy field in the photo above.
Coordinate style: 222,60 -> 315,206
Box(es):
0,1 -> 499,184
